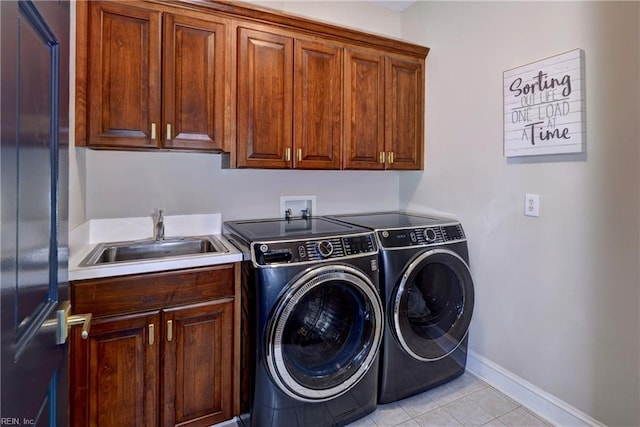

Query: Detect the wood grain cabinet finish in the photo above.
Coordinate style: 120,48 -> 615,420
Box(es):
343,49 -> 386,170
70,264 -> 240,427
87,1 -> 161,149
236,26 -> 293,168
237,26 -> 343,169
385,56 -> 424,170
71,311 -> 160,427
76,1 -> 428,168
162,299 -> 235,427
85,1 -> 228,151
294,39 -> 343,170
343,49 -> 424,170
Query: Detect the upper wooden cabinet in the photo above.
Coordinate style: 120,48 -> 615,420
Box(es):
343,49 -> 386,170
82,1 -> 229,151
76,0 -> 428,168
163,13 -> 227,150
86,1 -> 161,149
385,55 -> 425,170
343,50 -> 424,170
236,25 -> 342,169
236,26 -> 293,168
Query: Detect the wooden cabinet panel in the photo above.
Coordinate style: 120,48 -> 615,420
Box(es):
71,265 -> 235,318
385,56 -> 424,170
163,14 -> 227,151
162,299 -> 235,427
71,311 -> 159,427
237,26 -> 293,168
293,40 -> 342,169
87,1 -> 161,149
343,49 -> 385,170
70,264 -> 240,427
77,1 -> 427,167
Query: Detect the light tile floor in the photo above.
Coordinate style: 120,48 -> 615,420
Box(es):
223,372 -> 553,427
347,372 -> 552,427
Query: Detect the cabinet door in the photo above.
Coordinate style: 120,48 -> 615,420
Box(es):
162,299 -> 235,427
237,26 -> 293,168
70,312 -> 160,427
293,40 -> 342,169
87,1 -> 161,149
163,14 -> 228,151
385,56 -> 424,170
343,49 -> 385,170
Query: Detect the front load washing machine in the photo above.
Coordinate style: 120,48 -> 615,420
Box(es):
327,212 -> 475,404
224,216 -> 384,426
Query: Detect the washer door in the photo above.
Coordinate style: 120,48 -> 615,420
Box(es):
266,265 -> 383,402
393,248 -> 474,361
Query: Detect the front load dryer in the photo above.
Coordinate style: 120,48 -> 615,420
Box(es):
327,212 -> 475,404
224,216 -> 384,426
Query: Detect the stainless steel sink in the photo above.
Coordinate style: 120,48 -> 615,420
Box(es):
79,236 -> 229,267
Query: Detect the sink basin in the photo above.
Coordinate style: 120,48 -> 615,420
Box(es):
80,236 -> 229,267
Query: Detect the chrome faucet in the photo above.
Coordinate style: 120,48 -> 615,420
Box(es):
155,209 -> 165,240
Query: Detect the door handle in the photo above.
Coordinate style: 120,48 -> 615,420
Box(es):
42,301 -> 92,345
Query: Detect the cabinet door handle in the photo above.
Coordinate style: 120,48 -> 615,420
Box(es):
149,324 -> 155,346
167,320 -> 173,342
151,123 -> 157,140
285,147 -> 291,162
297,148 -> 302,162
379,152 -> 386,164
388,151 -> 394,164
166,124 -> 172,141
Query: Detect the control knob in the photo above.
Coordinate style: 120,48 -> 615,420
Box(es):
316,241 -> 334,258
423,228 -> 437,243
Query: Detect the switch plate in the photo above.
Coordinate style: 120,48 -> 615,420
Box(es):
525,193 -> 540,217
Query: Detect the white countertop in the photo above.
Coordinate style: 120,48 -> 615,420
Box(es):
68,213 -> 244,281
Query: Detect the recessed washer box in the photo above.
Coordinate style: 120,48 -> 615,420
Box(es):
280,195 -> 316,219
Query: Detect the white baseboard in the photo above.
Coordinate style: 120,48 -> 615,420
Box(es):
467,350 -> 605,427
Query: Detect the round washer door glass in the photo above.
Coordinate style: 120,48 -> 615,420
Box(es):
267,265 -> 383,402
394,248 -> 474,361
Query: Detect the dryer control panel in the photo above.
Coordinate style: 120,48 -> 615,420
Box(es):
252,233 -> 377,266
377,223 -> 465,249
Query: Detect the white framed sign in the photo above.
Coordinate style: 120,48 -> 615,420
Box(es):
503,49 -> 585,157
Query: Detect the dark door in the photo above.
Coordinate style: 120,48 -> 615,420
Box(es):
1,0 -> 70,424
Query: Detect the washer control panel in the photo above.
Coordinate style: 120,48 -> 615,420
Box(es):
253,233 -> 377,266
378,223 -> 465,249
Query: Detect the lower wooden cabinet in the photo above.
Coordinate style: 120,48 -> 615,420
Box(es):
162,299 -> 234,427
71,311 -> 160,426
70,264 -> 239,427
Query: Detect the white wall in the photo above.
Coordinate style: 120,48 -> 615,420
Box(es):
400,2 -> 640,426
71,1 -> 404,227
83,150 -> 400,220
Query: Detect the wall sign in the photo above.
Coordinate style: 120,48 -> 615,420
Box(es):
503,49 -> 585,157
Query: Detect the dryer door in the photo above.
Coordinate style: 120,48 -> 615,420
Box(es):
393,248 -> 474,361
266,265 -> 383,402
